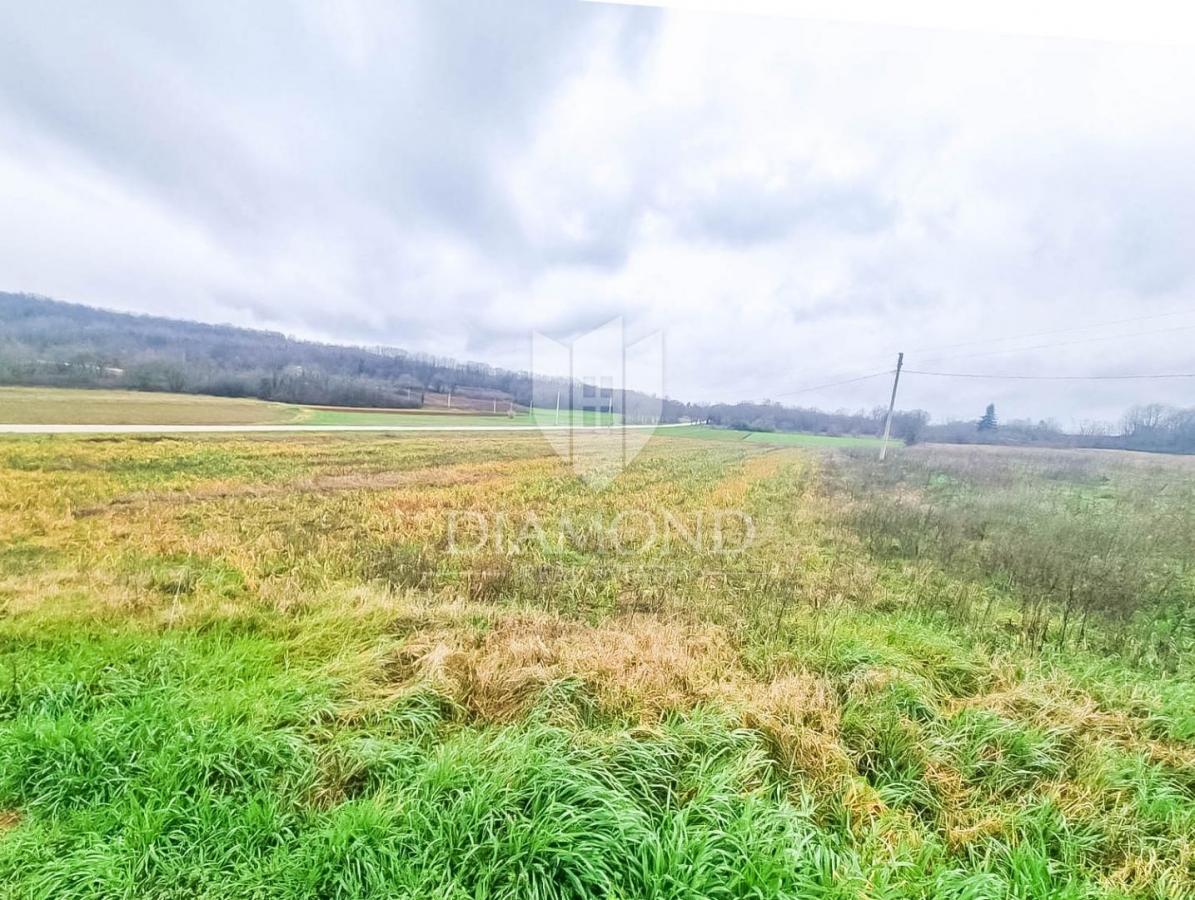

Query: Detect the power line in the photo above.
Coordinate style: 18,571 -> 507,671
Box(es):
768,369 -> 892,399
739,355 -> 899,394
916,322 -> 1195,366
907,306 -> 1195,357
906,369 -> 1195,381
760,305 -> 1195,391
752,308 -> 1195,402
755,308 -> 1195,399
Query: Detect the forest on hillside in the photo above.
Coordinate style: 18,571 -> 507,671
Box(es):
0,293 -> 521,410
3,293 -> 1193,452
0,293 -> 675,420
0,294 -> 904,432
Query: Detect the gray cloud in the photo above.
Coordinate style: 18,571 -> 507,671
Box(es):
669,176 -> 897,245
1,2 -> 1194,425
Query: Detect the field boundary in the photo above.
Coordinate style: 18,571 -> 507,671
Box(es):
0,422 -> 695,435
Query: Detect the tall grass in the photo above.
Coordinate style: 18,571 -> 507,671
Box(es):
1,434 -> 1194,897
8,623 -> 1188,900
833,445 -> 1195,665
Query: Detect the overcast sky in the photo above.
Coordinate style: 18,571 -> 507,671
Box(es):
2,1 -> 1194,425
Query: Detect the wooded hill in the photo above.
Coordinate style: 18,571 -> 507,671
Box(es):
3,293 -> 1192,451
0,293 -> 540,411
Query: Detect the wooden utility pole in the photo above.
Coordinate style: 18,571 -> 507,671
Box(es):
879,352 -> 904,461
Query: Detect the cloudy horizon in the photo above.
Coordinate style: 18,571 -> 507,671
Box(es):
2,1 -> 1194,427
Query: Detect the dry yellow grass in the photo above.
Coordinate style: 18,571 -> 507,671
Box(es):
353,599 -> 852,785
0,386 -> 303,424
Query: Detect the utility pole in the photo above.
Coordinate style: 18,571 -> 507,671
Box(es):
554,389 -> 561,425
879,352 -> 904,462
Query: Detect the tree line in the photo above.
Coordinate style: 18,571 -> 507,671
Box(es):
3,293 -> 1191,452
0,293 -> 664,415
922,402 -> 1195,454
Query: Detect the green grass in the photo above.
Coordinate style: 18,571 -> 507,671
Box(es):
298,407 -> 532,426
1,434 -> 1193,898
0,630 -> 841,900
300,406 -> 623,427
666,425 -> 885,448
833,444 -> 1195,662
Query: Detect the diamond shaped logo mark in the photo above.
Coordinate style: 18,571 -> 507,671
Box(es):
531,318 -> 664,490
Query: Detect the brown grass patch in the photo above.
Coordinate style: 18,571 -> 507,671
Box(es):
373,606 -> 850,783
945,815 -> 1005,850
73,458 -> 536,517
1104,842 -> 1195,899
952,681 -> 1195,774
392,614 -> 740,721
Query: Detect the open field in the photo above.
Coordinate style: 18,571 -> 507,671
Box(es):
1,432 -> 1193,898
0,388 -> 631,430
669,425 -> 885,449
0,387 -> 537,429
298,408 -> 529,427
306,406 -> 625,428
1,389 -> 886,454
0,387 -> 306,425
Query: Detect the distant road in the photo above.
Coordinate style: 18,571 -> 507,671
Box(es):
0,423 -> 695,435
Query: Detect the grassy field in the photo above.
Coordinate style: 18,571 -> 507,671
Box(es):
0,387 -> 306,425
0,387 -> 533,428
670,425 -> 885,449
0,388 -> 632,429
301,408 -> 528,427
0,389 -> 882,455
1,431 -> 1193,898
306,407 -> 625,428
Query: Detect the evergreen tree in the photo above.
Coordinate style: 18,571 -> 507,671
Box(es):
977,403 -> 998,432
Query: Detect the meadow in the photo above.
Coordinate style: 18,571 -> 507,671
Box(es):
0,387 -> 528,428
0,387 -> 304,426
0,387 -> 628,430
0,430 -> 1193,899
667,425 -> 885,449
